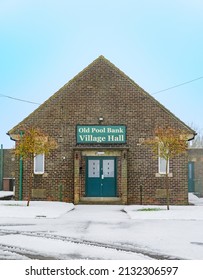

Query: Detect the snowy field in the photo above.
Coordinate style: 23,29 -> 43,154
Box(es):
0,193 -> 202,260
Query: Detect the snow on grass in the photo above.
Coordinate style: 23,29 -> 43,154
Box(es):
124,205 -> 203,220
0,201 -> 74,218
124,194 -> 203,220
0,192 -> 202,221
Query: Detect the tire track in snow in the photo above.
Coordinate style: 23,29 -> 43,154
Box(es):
0,243 -> 57,260
0,229 -> 181,260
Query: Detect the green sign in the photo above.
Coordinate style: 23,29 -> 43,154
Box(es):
77,125 -> 126,144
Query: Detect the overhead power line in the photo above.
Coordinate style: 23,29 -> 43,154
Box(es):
0,75 -> 202,104
152,76 -> 203,95
0,93 -> 41,105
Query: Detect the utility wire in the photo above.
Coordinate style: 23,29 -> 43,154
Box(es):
0,75 -> 202,104
152,76 -> 203,95
0,93 -> 41,105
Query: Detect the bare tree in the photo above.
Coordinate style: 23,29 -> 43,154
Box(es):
189,124 -> 203,148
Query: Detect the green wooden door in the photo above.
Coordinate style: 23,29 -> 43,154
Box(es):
188,161 -> 195,192
86,157 -> 116,197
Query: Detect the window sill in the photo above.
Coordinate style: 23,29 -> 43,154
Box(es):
34,173 -> 48,177
155,173 -> 173,177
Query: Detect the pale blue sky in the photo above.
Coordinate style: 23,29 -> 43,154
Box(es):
1,0 -> 203,148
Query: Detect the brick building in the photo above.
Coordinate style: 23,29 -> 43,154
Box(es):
8,56 -> 195,204
188,148 -> 203,197
0,149 -> 15,191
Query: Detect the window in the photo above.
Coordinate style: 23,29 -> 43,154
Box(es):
158,144 -> 169,174
34,154 -> 44,174
159,156 -> 169,174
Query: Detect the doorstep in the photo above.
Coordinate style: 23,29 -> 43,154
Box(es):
79,197 -> 122,205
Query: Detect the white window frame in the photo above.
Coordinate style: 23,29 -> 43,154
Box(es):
158,144 -> 169,174
34,154 -> 45,174
158,156 -> 169,174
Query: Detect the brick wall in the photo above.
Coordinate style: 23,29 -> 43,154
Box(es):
10,56 -> 192,204
1,149 -> 15,191
188,148 -> 203,196
3,149 -> 15,178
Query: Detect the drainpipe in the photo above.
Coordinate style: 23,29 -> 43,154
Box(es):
0,144 -> 3,191
19,131 -> 23,200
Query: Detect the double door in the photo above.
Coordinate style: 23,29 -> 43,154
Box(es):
86,157 -> 116,197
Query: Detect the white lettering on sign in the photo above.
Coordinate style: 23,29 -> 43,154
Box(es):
77,125 -> 126,143
78,127 -> 90,133
91,127 -> 106,133
79,135 -> 106,143
107,135 -> 124,142
107,127 -> 124,133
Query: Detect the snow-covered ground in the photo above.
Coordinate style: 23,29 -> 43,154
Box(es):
0,200 -> 74,218
0,191 -> 14,198
0,192 -> 202,260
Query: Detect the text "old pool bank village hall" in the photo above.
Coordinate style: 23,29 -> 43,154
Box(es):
77,125 -> 126,144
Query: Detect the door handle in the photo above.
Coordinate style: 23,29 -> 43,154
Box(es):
101,174 -> 104,179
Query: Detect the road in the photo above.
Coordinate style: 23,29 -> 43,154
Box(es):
0,227 -> 182,260
0,205 -> 183,260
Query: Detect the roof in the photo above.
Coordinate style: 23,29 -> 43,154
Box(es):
8,55 -> 196,138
